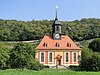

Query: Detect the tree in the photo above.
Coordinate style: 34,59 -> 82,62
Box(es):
88,38 -> 100,52
10,43 -> 36,69
0,44 -> 10,69
79,47 -> 93,71
90,52 -> 100,71
80,47 -> 100,71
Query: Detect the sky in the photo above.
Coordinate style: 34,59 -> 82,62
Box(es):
0,0 -> 100,21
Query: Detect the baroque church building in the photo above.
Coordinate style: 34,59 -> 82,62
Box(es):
36,9 -> 81,67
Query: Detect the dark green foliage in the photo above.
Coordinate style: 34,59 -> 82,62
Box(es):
69,65 -> 80,71
0,44 -> 10,69
90,53 -> 100,71
0,43 -> 44,70
44,65 -> 49,68
80,47 -> 100,71
9,43 -> 44,70
79,47 -> 93,71
10,43 -> 35,69
88,38 -> 100,52
28,60 -> 44,70
0,18 -> 100,41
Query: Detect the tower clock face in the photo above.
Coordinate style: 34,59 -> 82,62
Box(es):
55,34 -> 60,39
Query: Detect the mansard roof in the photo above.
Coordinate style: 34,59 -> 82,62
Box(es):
36,35 -> 81,50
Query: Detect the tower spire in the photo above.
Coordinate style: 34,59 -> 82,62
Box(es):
55,6 -> 58,20
52,5 -> 61,40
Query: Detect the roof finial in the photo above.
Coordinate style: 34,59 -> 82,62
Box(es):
55,6 -> 58,20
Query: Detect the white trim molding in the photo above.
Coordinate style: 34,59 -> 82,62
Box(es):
72,52 -> 78,63
40,51 -> 45,63
48,51 -> 54,63
64,51 -> 70,63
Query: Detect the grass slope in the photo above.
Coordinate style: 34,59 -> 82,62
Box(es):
0,69 -> 100,75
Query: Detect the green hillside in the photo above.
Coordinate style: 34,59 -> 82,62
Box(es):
0,18 -> 100,41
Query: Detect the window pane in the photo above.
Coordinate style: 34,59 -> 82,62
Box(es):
74,53 -> 76,62
41,52 -> 44,62
49,53 -> 52,62
66,53 -> 69,62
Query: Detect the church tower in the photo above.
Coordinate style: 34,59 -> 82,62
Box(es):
52,6 -> 62,40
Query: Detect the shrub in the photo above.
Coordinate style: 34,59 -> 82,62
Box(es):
0,44 -> 10,69
90,53 -> 100,71
45,65 -> 49,68
9,43 -> 44,70
69,65 -> 80,71
9,43 -> 36,69
88,38 -> 100,52
80,47 -> 100,71
28,60 -> 44,70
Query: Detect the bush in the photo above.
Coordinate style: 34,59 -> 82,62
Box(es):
69,65 -> 80,71
88,38 -> 100,52
0,44 -> 10,69
80,47 -> 100,71
28,60 -> 44,70
45,65 -> 49,68
10,43 -> 36,69
9,43 -> 44,70
90,53 -> 100,71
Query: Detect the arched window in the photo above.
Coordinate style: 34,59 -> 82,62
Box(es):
41,52 -> 44,62
66,52 -> 69,62
49,52 -> 52,62
73,52 -> 76,62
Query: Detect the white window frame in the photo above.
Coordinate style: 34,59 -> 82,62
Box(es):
48,52 -> 53,63
72,52 -> 78,63
40,52 -> 45,63
64,52 -> 70,63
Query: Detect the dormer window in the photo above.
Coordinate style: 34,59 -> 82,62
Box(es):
67,43 -> 71,47
70,44 -> 71,47
55,43 -> 57,47
43,43 -> 48,47
67,43 -> 69,47
43,43 -> 45,46
55,43 -> 60,47
45,44 -> 48,47
58,44 -> 60,47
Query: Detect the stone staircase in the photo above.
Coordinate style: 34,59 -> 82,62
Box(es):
52,65 -> 68,69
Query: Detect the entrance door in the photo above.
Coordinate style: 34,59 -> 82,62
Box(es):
57,60 -> 61,65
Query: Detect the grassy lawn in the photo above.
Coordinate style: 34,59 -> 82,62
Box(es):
0,69 -> 100,75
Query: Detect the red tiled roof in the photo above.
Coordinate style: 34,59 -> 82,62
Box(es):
36,35 -> 81,50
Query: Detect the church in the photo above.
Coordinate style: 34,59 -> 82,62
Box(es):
36,8 -> 81,67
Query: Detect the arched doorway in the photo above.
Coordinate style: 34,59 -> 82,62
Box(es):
55,54 -> 62,65
57,60 -> 61,65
